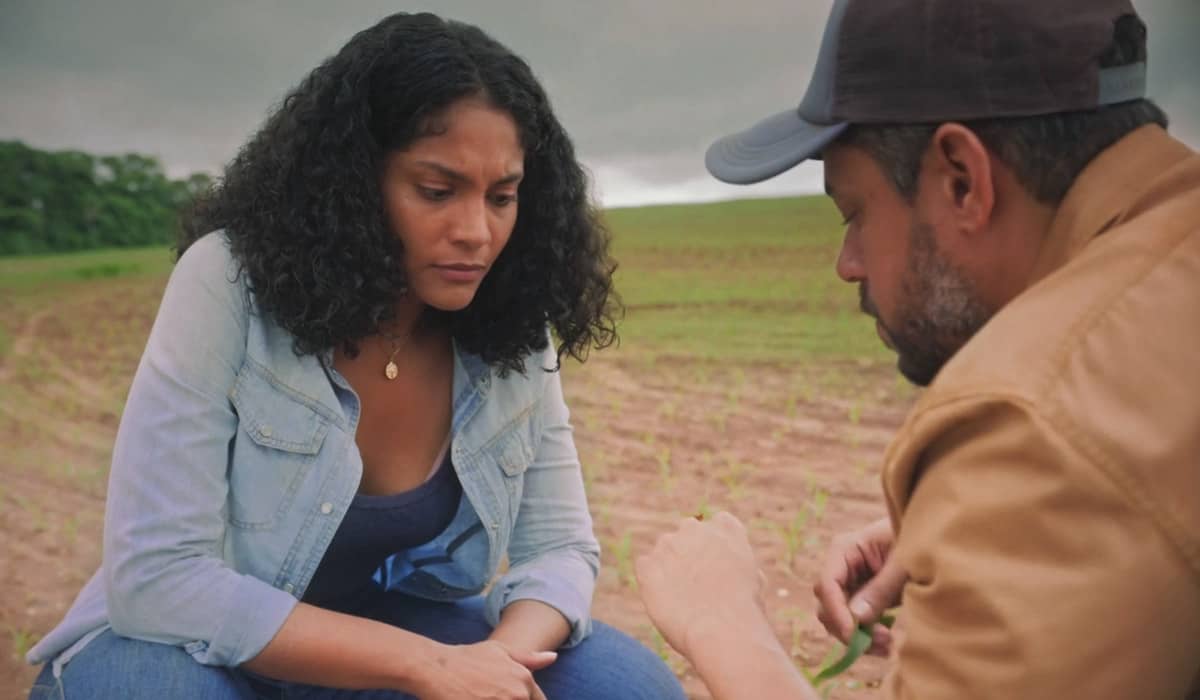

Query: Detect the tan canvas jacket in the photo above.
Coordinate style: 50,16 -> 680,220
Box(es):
882,126 -> 1200,699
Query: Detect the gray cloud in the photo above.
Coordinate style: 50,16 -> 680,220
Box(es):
1,0 -> 1195,206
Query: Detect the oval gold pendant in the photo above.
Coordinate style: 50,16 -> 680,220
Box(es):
384,361 -> 399,380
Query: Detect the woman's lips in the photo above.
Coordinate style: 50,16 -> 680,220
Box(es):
433,263 -> 486,283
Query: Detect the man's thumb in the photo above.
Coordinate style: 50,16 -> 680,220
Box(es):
848,557 -> 907,624
511,649 -> 559,671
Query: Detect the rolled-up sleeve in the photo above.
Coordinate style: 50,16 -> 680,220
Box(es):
884,398 -> 1200,699
485,358 -> 600,648
102,234 -> 298,667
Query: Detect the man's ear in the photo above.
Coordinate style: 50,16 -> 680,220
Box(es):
926,123 -> 995,237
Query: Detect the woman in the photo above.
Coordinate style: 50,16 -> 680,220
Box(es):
27,12 -> 685,700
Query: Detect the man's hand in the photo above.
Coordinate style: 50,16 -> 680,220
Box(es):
635,512 -> 767,660
812,516 -> 906,656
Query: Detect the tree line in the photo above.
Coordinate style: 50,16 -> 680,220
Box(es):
0,140 -> 214,256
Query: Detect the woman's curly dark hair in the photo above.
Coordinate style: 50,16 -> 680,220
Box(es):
180,12 -> 619,374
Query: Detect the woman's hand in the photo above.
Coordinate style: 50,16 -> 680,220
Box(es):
635,512 -> 767,660
411,639 -> 556,700
812,516 -> 906,656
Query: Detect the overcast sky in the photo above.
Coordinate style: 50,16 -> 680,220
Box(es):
2,0 -> 1197,207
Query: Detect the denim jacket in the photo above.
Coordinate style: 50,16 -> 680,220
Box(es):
28,232 -> 600,674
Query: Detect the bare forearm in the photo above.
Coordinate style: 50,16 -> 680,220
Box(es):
686,610 -> 820,700
488,599 -> 571,653
242,602 -> 438,691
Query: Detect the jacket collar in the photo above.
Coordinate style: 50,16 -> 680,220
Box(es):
1030,125 -> 1194,284
318,338 -> 493,406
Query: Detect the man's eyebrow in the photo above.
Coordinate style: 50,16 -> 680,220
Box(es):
413,160 -> 523,185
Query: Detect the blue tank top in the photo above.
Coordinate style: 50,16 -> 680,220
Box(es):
302,452 -> 463,609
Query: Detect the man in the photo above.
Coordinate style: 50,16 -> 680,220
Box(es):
635,1 -> 1200,698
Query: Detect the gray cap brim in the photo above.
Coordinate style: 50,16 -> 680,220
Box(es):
705,108 -> 848,185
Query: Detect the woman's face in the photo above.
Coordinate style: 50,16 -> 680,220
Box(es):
381,96 -> 525,312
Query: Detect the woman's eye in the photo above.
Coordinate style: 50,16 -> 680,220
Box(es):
418,186 -> 452,202
490,193 -> 517,207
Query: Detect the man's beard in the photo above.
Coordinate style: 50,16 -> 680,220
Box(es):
861,221 -> 994,387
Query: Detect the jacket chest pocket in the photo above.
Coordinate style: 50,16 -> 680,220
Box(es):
479,398 -> 541,479
495,429 -> 535,478
227,364 -> 331,529
481,403 -> 542,534
481,428 -> 535,530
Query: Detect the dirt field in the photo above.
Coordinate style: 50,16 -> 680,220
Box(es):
0,221 -> 913,698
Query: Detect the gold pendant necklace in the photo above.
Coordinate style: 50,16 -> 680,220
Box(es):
382,331 -> 412,380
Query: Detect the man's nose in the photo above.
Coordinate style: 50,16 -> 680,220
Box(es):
835,235 -> 864,283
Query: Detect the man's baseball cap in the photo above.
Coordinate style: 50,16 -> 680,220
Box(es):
705,0 -> 1149,185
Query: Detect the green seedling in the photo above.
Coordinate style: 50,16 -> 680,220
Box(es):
854,458 -> 870,479
657,400 -> 678,419
8,625 -> 36,661
692,494 -> 715,522
595,501 -> 613,530
588,415 -> 609,437
805,612 -> 896,690
61,515 -> 80,546
809,486 -> 829,524
585,450 -> 610,482
647,624 -> 670,661
803,642 -> 846,699
655,447 -> 674,493
710,409 -> 729,434
718,458 -> 750,499
774,606 -> 810,658
645,625 -> 688,675
774,508 -> 810,571
613,531 -> 636,590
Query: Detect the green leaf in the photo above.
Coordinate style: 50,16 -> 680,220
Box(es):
808,611 -> 897,687
811,624 -> 873,686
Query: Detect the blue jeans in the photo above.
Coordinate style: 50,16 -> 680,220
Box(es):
28,593 -> 685,699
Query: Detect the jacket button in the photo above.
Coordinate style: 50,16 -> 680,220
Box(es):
320,502 -> 333,514
260,425 -> 273,438
283,583 -> 294,594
